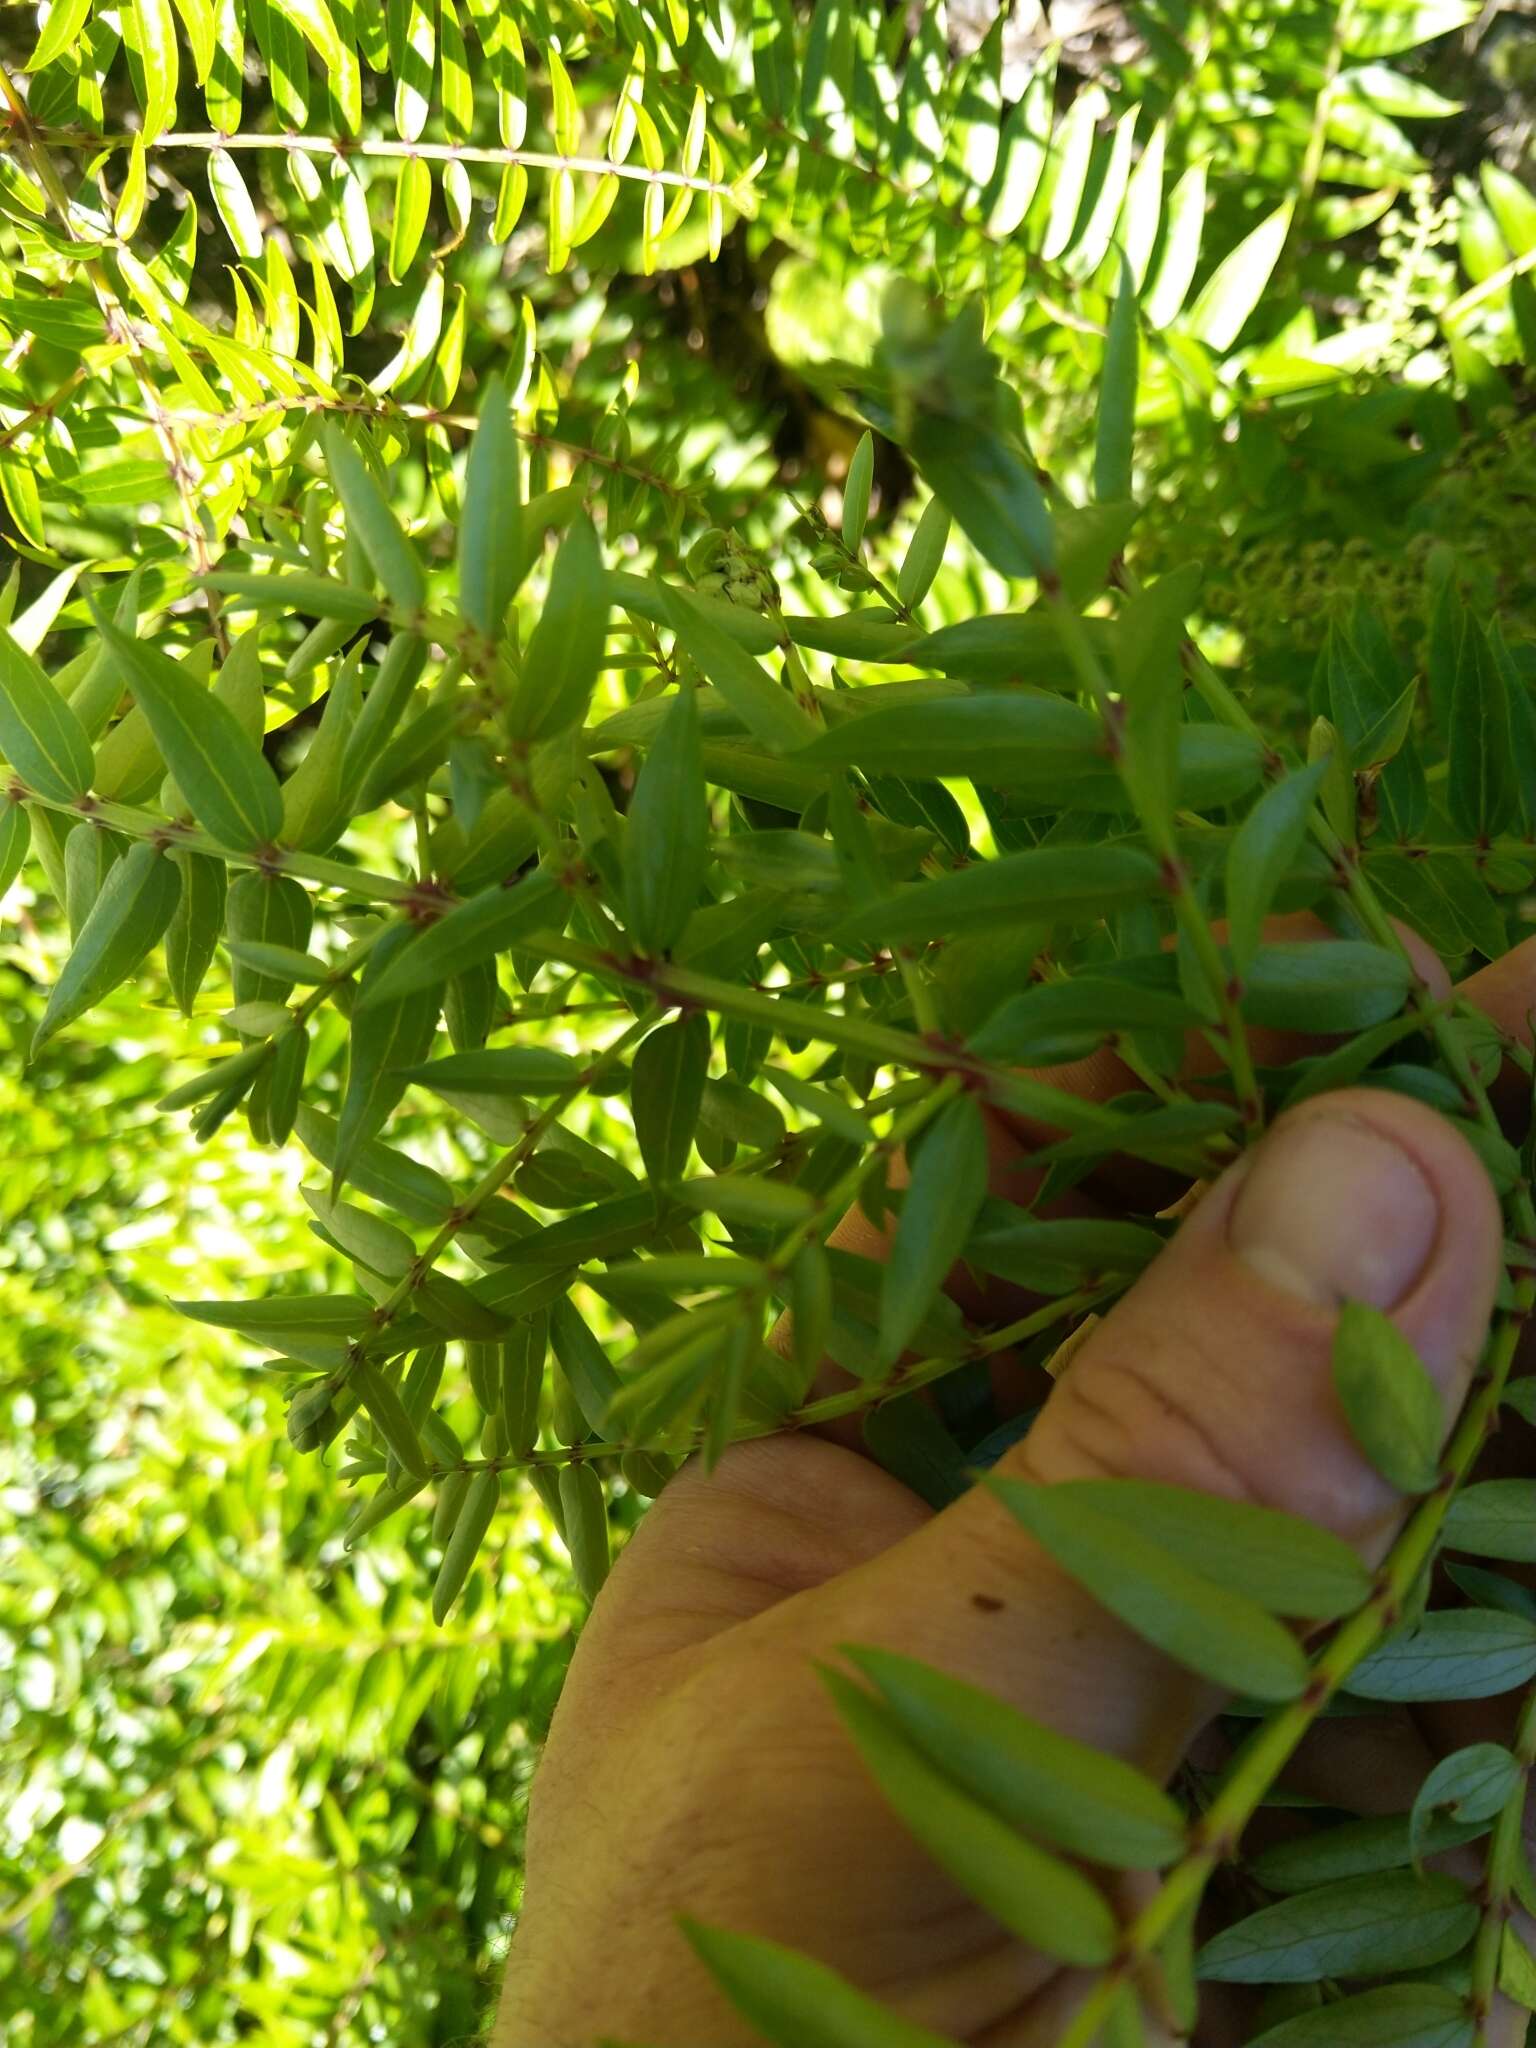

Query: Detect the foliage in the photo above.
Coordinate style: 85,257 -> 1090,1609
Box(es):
0,938 -> 586,2045
7,0 -> 1536,2042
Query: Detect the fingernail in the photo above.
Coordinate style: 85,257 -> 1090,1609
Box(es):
1228,1112 -> 1440,1310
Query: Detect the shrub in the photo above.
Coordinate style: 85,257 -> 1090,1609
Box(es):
6,0 -> 1536,2040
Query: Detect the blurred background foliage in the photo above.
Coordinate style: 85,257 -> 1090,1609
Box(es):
6,0 -> 1536,2040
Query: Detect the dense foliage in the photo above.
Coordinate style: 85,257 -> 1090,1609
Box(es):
9,0 -> 1536,2042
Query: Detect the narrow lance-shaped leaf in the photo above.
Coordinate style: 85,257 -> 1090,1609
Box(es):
1185,201 -> 1294,352
1019,1480 -> 1372,1620
550,1297 -> 623,1434
353,1360 -> 429,1479
504,516 -> 610,741
1094,254 -> 1139,505
842,431 -> 874,552
95,614 -> 283,850
398,1046 -> 580,1096
1242,1984 -> 1474,2045
559,1461 -> 610,1600
1332,1300 -> 1443,1494
991,1477 -> 1309,1699
664,587 -> 819,755
681,1922 -> 967,2048
356,868 -> 561,1007
897,497 -> 950,610
164,852 -> 227,1014
332,922 -> 442,1197
1196,1870 -> 1478,1984
1443,1478 -> 1536,1562
630,1013 -> 710,1192
458,372 -> 523,643
880,1094 -> 989,1367
625,679 -> 707,956
1346,1608 -> 1536,1701
1226,758 -> 1330,974
33,842 -> 182,1058
840,1644 -> 1186,1868
1144,160 -> 1207,329
323,427 -> 426,616
431,1467 -> 499,1623
0,624 -> 95,801
389,155 -> 432,281
820,1665 -> 1118,1965
0,799 -> 31,899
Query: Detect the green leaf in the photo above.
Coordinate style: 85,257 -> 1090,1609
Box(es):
1500,1925 -> 1536,2014
1249,1811 -> 1492,1894
164,852 -> 227,1015
625,681 -> 707,956
962,1211 -> 1164,1293
357,870 -> 560,1006
458,374 -> 522,644
205,572 -> 382,625
550,1297 -> 622,1435
663,588 -> 818,755
678,1175 -> 815,1226
1186,202 -> 1293,352
681,1922 -> 965,2048
1094,255 -> 1139,505
909,414 -> 1055,581
332,924 -> 442,1196
1408,1743 -> 1520,1865
206,148 -> 263,260
879,1094 -> 987,1367
1345,0 -> 1479,57
0,625 -> 95,801
1227,761 -> 1330,974
0,799 -> 31,899
1110,564 -> 1199,843
505,517 -> 610,742
969,977 -> 1196,1065
1347,1609 -> 1536,1700
897,498 -> 950,610
820,1666 -> 1118,1965
862,1396 -> 969,1509
353,1359 -> 428,1479
389,155 -> 432,281
1332,1300 -> 1444,1494
95,616 -> 283,851
398,1047 -> 580,1097
1196,1871 -> 1477,1983
1247,1984 -> 1474,2046
842,431 -> 874,553
990,1478 -> 1309,1699
324,427 -> 426,616
431,1467 -> 499,1623
131,0 -> 179,138
33,842 -> 182,1057
559,1460 -> 610,1600
846,843 -> 1162,948
1144,160 -> 1207,328
841,1644 -> 1185,1869
1240,942 -> 1412,1034
27,0 -> 96,70
1023,1480 -> 1372,1621
799,692 -> 1102,781
630,1014 -> 709,1191
294,1106 -> 455,1226
1444,1479 -> 1536,1562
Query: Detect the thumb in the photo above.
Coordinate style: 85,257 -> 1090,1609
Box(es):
819,1088 -> 1502,1778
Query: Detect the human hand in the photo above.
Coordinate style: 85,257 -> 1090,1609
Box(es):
496,930 -> 1536,2048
